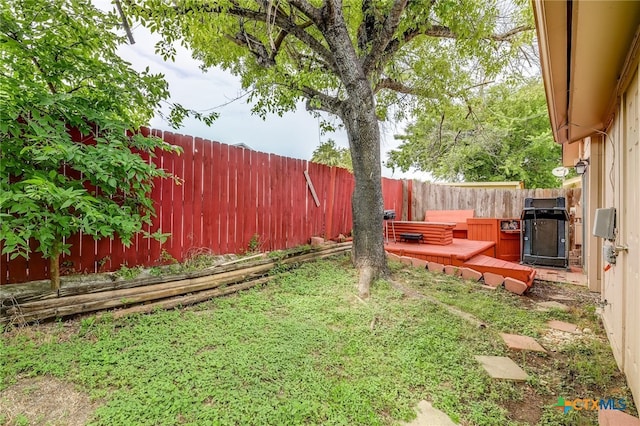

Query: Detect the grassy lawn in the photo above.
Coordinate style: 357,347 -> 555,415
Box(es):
1,255 -> 636,425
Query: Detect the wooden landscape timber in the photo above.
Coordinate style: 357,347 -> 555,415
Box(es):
1,243 -> 351,325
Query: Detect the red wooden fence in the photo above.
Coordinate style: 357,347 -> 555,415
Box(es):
1,129 -> 406,285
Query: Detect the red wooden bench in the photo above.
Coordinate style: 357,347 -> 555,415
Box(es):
424,210 -> 475,239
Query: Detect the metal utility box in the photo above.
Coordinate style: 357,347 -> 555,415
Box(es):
593,207 -> 616,240
520,197 -> 569,268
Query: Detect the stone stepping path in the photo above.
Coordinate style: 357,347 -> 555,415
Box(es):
474,355 -> 529,381
500,333 -> 547,352
402,400 -> 458,426
599,408 -> 640,425
547,320 -> 581,334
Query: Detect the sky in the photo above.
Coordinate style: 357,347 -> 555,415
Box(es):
99,3 -> 429,180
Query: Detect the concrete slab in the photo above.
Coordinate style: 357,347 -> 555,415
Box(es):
536,301 -> 571,312
460,267 -> 482,281
483,272 -> 504,288
504,277 -> 528,295
474,355 -> 529,381
402,400 -> 458,426
388,252 -> 402,262
444,265 -> 460,276
400,256 -> 414,266
412,258 -> 428,269
500,333 -> 547,352
599,409 -> 640,426
547,320 -> 581,334
428,262 -> 445,273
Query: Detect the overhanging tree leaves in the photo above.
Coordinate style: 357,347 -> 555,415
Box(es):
387,79 -> 562,188
127,0 -> 533,297
0,0 -> 182,289
311,139 -> 353,171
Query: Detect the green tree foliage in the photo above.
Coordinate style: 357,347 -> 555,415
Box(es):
0,0 -> 182,288
387,79 -> 561,188
127,0 -> 533,296
311,139 -> 353,171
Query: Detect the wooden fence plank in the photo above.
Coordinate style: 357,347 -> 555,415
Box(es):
201,140 -> 214,251
181,134 -> 194,256
192,137 -> 204,250
256,151 -> 269,250
160,132 -> 176,262
27,241 -> 47,282
218,143 -> 230,254
170,133 -> 185,261
7,251 -> 28,284
236,146 -> 247,252
242,148 -> 255,249
211,141 -> 223,253
228,146 -> 239,253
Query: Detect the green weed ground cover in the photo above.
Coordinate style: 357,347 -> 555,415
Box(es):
1,255 -> 635,425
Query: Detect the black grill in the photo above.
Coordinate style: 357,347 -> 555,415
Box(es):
383,210 -> 396,220
520,197 -> 569,268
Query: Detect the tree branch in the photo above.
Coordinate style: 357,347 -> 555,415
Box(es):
166,2 -> 336,73
300,86 -> 342,115
374,78 -> 418,95
362,0 -> 407,70
491,25 -> 532,41
287,0 -> 322,24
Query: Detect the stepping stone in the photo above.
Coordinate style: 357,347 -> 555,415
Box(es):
427,262 -> 445,273
474,355 -> 529,381
599,409 -> 640,426
400,256 -> 414,266
460,267 -> 482,281
504,277 -> 528,295
500,333 -> 547,352
483,272 -> 504,288
402,400 -> 458,426
387,253 -> 402,262
536,301 -> 570,312
444,265 -> 460,276
411,258 -> 428,269
547,320 -> 581,334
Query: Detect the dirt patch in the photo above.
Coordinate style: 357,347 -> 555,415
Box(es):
503,384 -> 545,425
0,376 -> 100,426
527,280 -> 599,305
2,321 -> 80,345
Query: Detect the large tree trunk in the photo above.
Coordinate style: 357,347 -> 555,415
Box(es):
320,6 -> 389,298
343,97 -> 388,298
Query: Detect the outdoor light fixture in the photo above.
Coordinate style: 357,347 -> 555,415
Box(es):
575,159 -> 589,175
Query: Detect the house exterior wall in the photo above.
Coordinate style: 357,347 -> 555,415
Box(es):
599,62 -> 640,405
533,0 -> 640,408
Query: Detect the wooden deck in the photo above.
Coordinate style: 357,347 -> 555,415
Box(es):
385,239 -> 536,288
384,238 -> 496,266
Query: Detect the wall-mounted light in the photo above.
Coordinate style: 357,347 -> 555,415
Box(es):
575,159 -> 589,175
